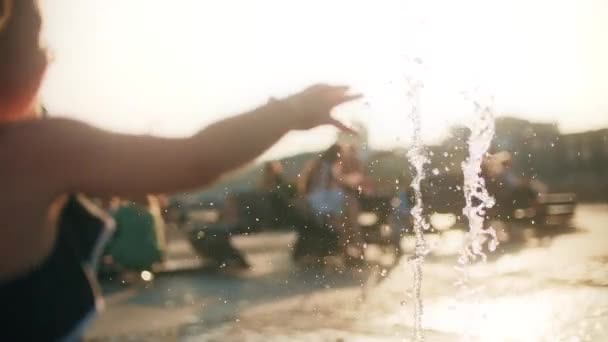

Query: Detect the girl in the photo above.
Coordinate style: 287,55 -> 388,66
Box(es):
0,1 -> 360,339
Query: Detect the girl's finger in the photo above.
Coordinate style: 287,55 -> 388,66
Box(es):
327,117 -> 358,135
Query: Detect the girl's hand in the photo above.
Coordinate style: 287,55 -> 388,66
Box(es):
277,84 -> 362,133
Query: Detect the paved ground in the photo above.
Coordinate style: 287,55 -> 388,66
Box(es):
86,204 -> 608,342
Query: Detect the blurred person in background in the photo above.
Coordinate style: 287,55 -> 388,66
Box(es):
338,144 -> 366,260
301,144 -> 346,223
0,1 -> 361,340
483,151 -> 548,225
259,160 -> 299,228
259,160 -> 288,192
103,195 -> 166,282
219,160 -> 290,229
300,144 -> 363,261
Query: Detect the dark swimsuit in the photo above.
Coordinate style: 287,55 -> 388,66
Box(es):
0,195 -> 114,341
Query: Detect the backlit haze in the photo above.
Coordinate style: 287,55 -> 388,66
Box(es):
39,0 -> 608,159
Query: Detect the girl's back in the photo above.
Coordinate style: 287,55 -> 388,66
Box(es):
0,122 -> 66,280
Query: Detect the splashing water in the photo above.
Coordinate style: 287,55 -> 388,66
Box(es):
450,95 -> 498,341
456,95 -> 498,341
405,58 -> 430,342
457,95 -> 498,284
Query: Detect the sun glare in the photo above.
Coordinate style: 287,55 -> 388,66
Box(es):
40,0 -> 608,158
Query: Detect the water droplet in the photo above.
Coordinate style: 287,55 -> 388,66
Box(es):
405,70 -> 429,341
140,270 -> 154,282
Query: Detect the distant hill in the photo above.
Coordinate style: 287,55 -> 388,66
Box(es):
174,149 -> 413,206
175,151 -> 320,205
173,116 -> 608,205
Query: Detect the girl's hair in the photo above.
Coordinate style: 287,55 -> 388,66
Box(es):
0,0 -> 47,121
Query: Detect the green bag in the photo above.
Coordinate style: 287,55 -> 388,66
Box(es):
106,203 -> 162,270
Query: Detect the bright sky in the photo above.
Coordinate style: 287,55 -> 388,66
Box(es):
39,0 -> 608,159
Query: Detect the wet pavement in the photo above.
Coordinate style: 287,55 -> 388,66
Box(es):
87,204 -> 608,342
